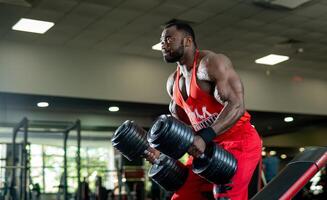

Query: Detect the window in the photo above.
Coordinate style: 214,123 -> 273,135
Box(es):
0,144 -> 6,189
30,144 -> 113,193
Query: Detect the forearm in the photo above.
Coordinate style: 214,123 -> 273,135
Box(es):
197,101 -> 244,145
211,101 -> 245,135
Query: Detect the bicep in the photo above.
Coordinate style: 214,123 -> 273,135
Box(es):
227,73 -> 244,105
215,73 -> 244,106
211,55 -> 243,104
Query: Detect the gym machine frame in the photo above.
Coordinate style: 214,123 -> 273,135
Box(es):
11,117 -> 29,200
10,118 -> 82,200
30,119 -> 82,200
252,147 -> 327,200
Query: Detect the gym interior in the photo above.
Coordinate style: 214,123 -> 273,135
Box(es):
0,0 -> 326,200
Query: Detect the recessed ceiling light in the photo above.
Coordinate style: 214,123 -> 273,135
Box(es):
12,18 -> 54,34
108,106 -> 119,112
37,102 -> 49,108
269,150 -> 276,156
280,154 -> 287,159
152,42 -> 162,51
255,54 -> 289,65
284,117 -> 294,122
261,151 -> 266,156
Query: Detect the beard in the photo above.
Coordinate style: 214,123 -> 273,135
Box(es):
163,43 -> 184,63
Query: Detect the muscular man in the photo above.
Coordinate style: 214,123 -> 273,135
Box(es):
158,20 -> 262,200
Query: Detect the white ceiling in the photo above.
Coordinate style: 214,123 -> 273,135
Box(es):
1,0 -> 327,79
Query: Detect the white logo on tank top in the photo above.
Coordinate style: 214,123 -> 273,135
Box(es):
185,106 -> 219,131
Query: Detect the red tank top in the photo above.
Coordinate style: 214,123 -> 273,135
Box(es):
172,50 -> 251,133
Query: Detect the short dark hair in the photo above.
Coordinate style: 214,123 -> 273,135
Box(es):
164,19 -> 197,47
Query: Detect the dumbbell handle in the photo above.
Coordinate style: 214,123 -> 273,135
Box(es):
143,147 -> 161,165
186,139 -> 208,160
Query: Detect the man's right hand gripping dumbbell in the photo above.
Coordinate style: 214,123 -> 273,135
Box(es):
147,114 -> 238,185
144,147 -> 161,164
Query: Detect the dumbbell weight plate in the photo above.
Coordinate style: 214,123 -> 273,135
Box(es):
112,120 -> 149,161
149,154 -> 188,192
148,115 -> 194,159
192,143 -> 237,184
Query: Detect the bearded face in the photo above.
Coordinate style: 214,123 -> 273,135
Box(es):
161,27 -> 186,63
162,40 -> 185,63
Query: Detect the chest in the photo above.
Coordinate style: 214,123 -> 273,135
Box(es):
176,72 -> 213,101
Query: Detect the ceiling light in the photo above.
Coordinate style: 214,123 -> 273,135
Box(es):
299,147 -> 305,152
262,151 -> 266,156
37,102 -> 49,108
152,42 -> 162,51
12,18 -> 54,34
284,116 -> 294,122
255,54 -> 289,65
280,154 -> 287,159
108,106 -> 119,112
253,0 -> 312,9
269,150 -> 276,156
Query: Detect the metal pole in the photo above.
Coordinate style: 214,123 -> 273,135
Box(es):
42,146 -> 46,193
76,120 -> 81,200
11,126 -> 17,200
23,121 -> 28,200
63,131 -> 68,200
11,117 -> 28,200
118,158 -> 124,200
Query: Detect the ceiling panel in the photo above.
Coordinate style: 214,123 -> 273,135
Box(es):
291,2 -> 327,18
196,0 -> 240,14
225,3 -> 262,18
70,2 -> 110,18
0,0 -> 326,78
163,0 -> 201,9
25,9 -> 63,22
83,0 -> 124,7
177,9 -> 215,23
275,15 -> 312,27
36,0 -> 79,14
93,32 -> 135,51
58,14 -> 95,29
300,19 -> 327,32
67,29 -> 110,48
234,19 -> 267,31
249,10 -> 289,23
97,8 -> 143,24
280,28 -> 308,39
149,3 -> 186,17
130,13 -> 171,30
118,0 -> 162,11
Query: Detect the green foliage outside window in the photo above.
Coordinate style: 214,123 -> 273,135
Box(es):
30,144 -> 111,193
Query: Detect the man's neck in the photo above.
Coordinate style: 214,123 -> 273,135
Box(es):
177,48 -> 197,74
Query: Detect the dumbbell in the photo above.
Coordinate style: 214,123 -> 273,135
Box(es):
147,114 -> 237,185
111,120 -> 188,191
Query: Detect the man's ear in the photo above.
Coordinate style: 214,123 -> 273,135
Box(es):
184,36 -> 193,47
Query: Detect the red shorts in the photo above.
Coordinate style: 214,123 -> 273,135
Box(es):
171,121 -> 262,200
